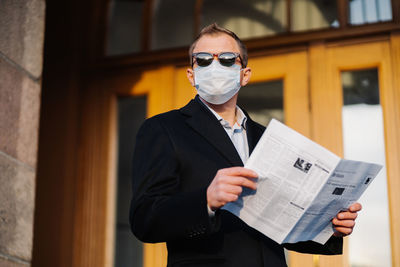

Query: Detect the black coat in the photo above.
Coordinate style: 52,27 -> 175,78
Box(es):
130,96 -> 342,267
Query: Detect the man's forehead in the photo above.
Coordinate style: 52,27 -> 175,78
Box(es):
193,33 -> 240,53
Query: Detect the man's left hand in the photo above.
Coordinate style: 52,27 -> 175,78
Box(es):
332,202 -> 362,237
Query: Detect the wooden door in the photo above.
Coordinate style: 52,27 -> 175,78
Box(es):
309,34 -> 400,267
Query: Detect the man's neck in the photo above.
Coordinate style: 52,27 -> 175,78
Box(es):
201,95 -> 238,127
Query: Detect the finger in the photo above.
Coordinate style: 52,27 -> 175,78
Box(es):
332,218 -> 356,228
208,189 -> 240,210
217,192 -> 240,204
226,176 -> 257,190
334,226 -> 353,236
221,184 -> 243,196
221,167 -> 258,178
337,211 -> 358,220
348,202 -> 362,212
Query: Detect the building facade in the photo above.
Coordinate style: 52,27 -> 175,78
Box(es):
1,0 -> 400,267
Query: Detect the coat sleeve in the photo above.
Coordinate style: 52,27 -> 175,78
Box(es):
283,235 -> 343,255
129,117 -> 219,243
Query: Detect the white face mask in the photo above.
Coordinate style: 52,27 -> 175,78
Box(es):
194,60 -> 241,105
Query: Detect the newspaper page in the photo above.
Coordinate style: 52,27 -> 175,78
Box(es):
223,119 -> 382,244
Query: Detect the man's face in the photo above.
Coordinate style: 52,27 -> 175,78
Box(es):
186,33 -> 251,89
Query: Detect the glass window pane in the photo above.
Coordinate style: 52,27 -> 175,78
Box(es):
151,0 -> 195,50
114,96 -> 147,267
202,0 -> 287,40
341,69 -> 392,267
291,0 -> 339,31
349,0 -> 392,25
238,80 -> 284,126
107,0 -> 144,56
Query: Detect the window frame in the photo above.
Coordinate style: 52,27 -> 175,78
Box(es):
95,0 -> 400,68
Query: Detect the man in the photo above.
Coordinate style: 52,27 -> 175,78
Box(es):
130,23 -> 360,267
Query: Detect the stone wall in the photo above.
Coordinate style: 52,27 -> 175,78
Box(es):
0,0 -> 45,266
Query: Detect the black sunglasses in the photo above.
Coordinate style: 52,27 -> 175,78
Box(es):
192,52 -> 243,68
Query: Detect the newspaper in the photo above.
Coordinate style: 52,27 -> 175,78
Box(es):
223,119 -> 382,245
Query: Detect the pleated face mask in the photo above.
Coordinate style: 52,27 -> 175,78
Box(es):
194,60 -> 241,105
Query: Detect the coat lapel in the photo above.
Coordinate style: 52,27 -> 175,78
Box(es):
243,112 -> 265,156
180,97 -> 244,167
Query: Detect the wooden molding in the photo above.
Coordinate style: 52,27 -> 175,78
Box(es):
89,23 -> 400,72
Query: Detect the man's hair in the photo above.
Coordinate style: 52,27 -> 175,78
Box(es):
189,23 -> 248,67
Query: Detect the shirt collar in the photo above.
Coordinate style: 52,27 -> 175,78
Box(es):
235,106 -> 247,130
200,98 -> 247,130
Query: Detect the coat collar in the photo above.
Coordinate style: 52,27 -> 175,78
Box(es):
180,95 -> 264,166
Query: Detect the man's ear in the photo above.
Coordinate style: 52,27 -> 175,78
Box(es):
241,67 -> 252,86
186,68 -> 195,87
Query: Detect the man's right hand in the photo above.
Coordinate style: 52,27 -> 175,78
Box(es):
207,167 -> 258,211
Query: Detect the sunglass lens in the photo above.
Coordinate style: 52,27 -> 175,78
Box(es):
195,53 -> 213,67
218,53 -> 237,67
